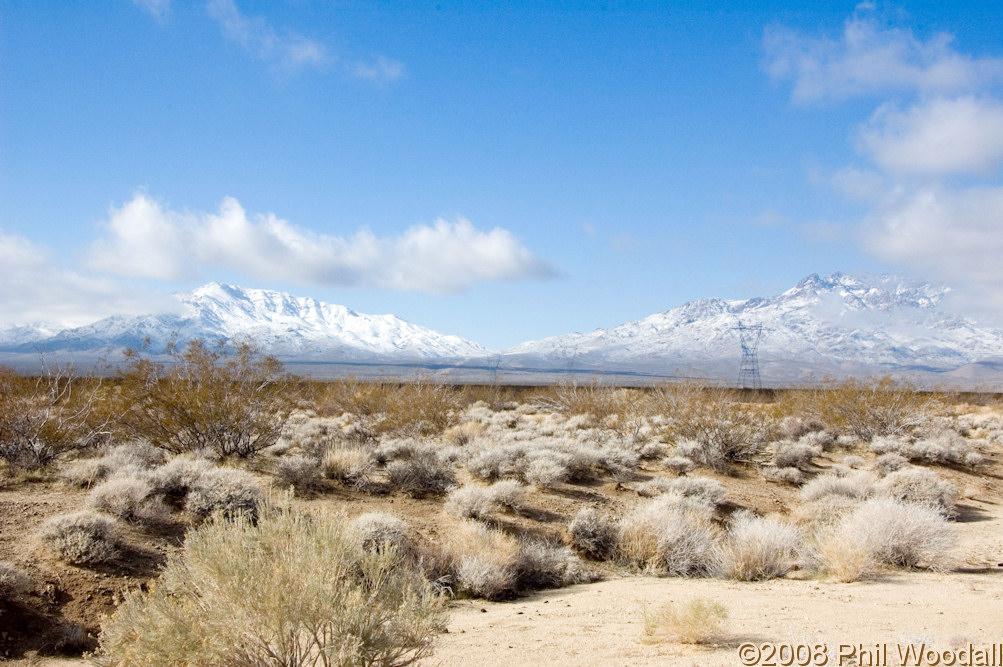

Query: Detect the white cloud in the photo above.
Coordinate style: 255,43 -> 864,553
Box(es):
765,13 -> 1003,102
858,96 -> 1003,176
0,230 -> 178,327
861,184 -> 1003,295
132,0 -> 170,21
348,55 -> 406,84
88,193 -> 558,293
206,0 -> 329,70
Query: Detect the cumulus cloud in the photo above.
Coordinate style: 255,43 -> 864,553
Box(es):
88,193 -> 558,293
0,230 -> 178,327
207,0 -> 329,70
858,96 -> 1003,176
768,8 -> 1003,317
765,12 -> 1003,102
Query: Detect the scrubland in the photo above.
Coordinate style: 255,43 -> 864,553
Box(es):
0,342 -> 1001,665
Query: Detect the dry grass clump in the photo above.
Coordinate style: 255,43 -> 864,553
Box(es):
718,511 -> 801,581
447,520 -> 521,600
875,452 -> 909,475
321,445 -> 374,487
93,506 -> 446,666
86,473 -> 171,525
643,597 -> 729,645
569,507 -> 620,561
762,465 -> 806,485
617,494 -> 721,577
877,466 -> 959,518
38,510 -> 123,566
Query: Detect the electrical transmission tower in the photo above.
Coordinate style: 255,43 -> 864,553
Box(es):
733,322 -> 764,390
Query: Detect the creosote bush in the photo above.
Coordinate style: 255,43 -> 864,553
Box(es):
115,340 -> 297,458
94,506 -> 446,666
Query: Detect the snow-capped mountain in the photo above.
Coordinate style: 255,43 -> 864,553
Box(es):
500,272 -> 1003,383
0,283 -> 490,362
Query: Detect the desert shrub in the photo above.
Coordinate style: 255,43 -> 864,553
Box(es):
814,529 -> 874,582
792,495 -> 861,534
148,456 -> 216,505
842,454 -> 865,469
274,453 -> 324,495
569,508 -> 619,561
444,485 -> 496,520
63,441 -> 168,489
787,376 -> 940,440
385,448 -> 455,498
486,479 -> 527,511
878,467 -> 959,517
800,471 -> 875,503
115,340 -> 298,458
321,446 -> 374,486
836,497 -> 954,570
93,507 -> 446,666
38,511 -> 123,566
0,561 -> 31,601
661,455 -> 696,474
762,466 -> 806,485
654,384 -> 770,473
874,452 -> 909,475
87,473 -> 171,525
618,494 -> 720,576
772,439 -> 822,470
184,466 -> 265,522
643,598 -> 729,645
515,539 -> 596,591
0,367 -> 108,470
316,378 -> 461,437
718,512 -> 800,581
523,453 -> 570,488
448,521 -> 520,600
354,512 -> 415,561
530,380 -> 622,425
873,430 -> 986,468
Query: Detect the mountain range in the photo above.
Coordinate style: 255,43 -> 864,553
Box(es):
3,273 -> 1003,386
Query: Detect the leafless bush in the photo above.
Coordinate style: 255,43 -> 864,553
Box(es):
875,452 -> 909,476
718,512 -> 801,581
0,366 -> 109,470
618,494 -> 721,576
38,510 -> 123,566
386,447 -> 456,498
800,471 -> 875,503
878,467 -> 959,518
835,497 -> 954,570
274,453 -> 324,495
569,507 -> 620,561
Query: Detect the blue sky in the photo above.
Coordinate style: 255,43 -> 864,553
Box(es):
4,1 -> 1003,349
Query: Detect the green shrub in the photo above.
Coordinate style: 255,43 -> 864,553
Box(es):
94,507 -> 446,666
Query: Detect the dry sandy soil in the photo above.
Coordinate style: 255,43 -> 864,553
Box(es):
3,399 -> 1002,666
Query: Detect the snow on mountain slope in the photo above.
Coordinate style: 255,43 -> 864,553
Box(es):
0,283 -> 490,360
503,272 -> 1003,380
